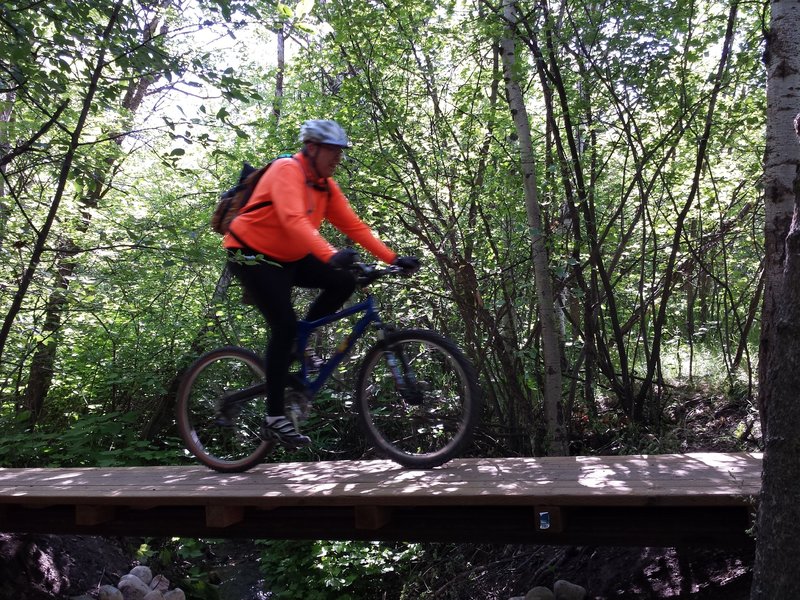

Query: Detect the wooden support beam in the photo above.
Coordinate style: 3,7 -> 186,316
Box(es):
130,503 -> 160,511
0,454 -> 762,545
206,505 -> 244,528
76,505 -> 116,526
355,506 -> 393,530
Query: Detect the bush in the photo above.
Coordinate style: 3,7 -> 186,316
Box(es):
257,539 -> 421,599
0,410 -> 183,467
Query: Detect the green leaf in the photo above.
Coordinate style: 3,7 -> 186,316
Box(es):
277,3 -> 294,19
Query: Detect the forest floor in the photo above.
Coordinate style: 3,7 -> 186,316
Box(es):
0,385 -> 761,600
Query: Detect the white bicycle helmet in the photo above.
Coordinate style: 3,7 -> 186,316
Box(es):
299,119 -> 351,148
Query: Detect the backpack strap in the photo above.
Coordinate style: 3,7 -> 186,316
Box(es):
227,198 -> 272,247
228,228 -> 248,247
239,199 -> 273,215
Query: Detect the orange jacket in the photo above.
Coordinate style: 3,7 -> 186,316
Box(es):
224,153 -> 397,264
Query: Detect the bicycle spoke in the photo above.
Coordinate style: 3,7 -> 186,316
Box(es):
176,347 -> 273,472
357,330 -> 480,468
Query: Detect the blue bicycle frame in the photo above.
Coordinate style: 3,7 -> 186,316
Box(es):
294,293 -> 385,396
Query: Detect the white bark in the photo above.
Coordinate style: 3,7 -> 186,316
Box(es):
499,0 -> 566,455
752,1 -> 800,597
758,0 -> 800,430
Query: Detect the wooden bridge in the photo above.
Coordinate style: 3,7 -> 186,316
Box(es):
0,453 -> 760,547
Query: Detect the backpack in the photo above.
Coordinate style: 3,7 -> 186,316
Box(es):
211,155 -> 293,235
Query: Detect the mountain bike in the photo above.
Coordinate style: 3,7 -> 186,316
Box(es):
176,263 -> 481,472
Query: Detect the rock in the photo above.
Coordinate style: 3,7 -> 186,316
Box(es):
143,591 -> 164,600
98,585 -> 124,600
130,565 -> 154,585
525,586 -> 555,600
150,574 -> 170,591
164,588 -> 186,600
118,573 -> 152,600
553,579 -> 587,600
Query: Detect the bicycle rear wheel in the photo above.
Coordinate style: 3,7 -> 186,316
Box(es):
356,329 -> 481,468
176,346 -> 274,472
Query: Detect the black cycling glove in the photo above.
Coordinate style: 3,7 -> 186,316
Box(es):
393,255 -> 421,274
329,247 -> 359,269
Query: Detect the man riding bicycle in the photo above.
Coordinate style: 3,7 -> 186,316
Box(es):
224,119 -> 419,448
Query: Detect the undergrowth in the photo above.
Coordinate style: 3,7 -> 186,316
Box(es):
0,410 -> 185,467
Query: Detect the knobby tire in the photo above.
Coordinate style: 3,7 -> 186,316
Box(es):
176,346 -> 274,472
355,329 -> 481,468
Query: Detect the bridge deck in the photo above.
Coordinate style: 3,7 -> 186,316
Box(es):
0,453 -> 761,546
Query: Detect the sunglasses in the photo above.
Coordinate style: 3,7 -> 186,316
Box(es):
318,143 -> 346,154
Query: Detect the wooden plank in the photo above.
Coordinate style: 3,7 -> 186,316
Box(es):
0,456 -> 762,504
0,502 -> 754,547
0,453 -> 761,480
0,479 -> 760,505
0,486 -> 758,508
0,473 -> 760,491
0,454 -> 763,511
98,454 -> 764,479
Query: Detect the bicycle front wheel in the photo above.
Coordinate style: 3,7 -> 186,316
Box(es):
356,329 -> 481,469
176,346 -> 274,472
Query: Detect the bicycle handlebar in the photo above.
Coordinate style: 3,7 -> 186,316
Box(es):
350,262 -> 409,286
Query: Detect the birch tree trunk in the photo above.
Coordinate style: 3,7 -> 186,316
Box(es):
499,0 -> 566,455
757,0 -> 800,434
752,2 -> 800,596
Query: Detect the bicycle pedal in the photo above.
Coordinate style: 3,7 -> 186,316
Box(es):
305,353 -> 324,374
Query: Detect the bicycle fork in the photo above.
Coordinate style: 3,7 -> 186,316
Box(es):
379,332 -> 425,406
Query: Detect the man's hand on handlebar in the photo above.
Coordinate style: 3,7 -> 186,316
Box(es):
329,247 -> 360,269
393,255 -> 421,275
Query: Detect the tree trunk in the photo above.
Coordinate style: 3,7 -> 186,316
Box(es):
757,1 -> 799,435
500,0 -> 566,455
751,1 -> 800,596
0,91 -> 14,246
23,244 -> 75,422
752,166 -> 800,599
23,4 -> 171,425
272,23 -> 285,123
0,0 -> 125,368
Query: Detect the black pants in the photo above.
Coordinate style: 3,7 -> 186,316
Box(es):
228,253 -> 356,416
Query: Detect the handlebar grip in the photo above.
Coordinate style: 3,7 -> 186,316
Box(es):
350,262 -> 409,285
